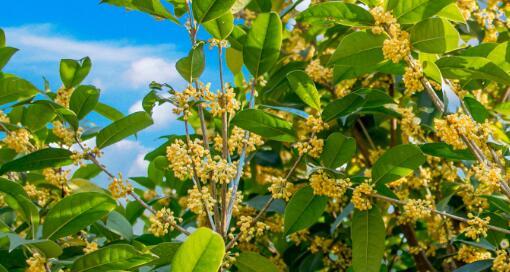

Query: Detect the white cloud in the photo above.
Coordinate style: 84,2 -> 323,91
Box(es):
4,24 -> 183,91
129,99 -> 178,131
101,139 -> 149,178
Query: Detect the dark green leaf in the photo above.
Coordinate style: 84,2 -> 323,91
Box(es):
0,148 -> 73,174
464,97 -> 489,123
106,211 -> 133,241
176,44 -> 205,82
0,178 -> 39,235
150,242 -> 181,267
71,244 -> 156,272
322,93 -> 365,121
284,186 -> 328,235
22,103 -> 56,131
72,164 -> 102,179
231,109 -> 296,142
0,76 -> 38,106
43,192 -> 116,239
453,260 -> 493,272
351,207 -> 385,272
0,47 -> 18,71
328,31 -> 386,67
235,252 -> 279,272
298,2 -> 374,27
420,142 -> 476,161
244,12 -> 282,76
70,85 -> 100,119
101,0 -> 179,23
94,102 -> 124,121
0,233 -> 62,258
372,144 -> 426,184
321,132 -> 356,169
96,111 -> 153,149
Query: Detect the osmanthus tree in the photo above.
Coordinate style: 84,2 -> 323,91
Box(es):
1,0 -> 510,271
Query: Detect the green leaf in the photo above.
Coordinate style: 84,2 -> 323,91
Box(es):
436,56 -> 510,85
192,0 -> 236,23
482,195 -> 510,215
60,57 -> 92,88
244,12 -> 282,76
95,102 -> 124,121
284,186 -> 328,235
0,29 -> 5,47
226,47 -> 243,74
351,207 -> 385,272
96,111 -> 153,149
71,244 -> 156,272
70,85 -> 100,119
0,233 -> 62,258
410,17 -> 460,53
420,143 -> 476,161
150,242 -> 181,267
453,260 -> 493,272
422,59 -> 443,83
464,97 -> 489,123
437,3 -> 466,23
231,109 -> 296,142
101,0 -> 179,23
386,0 -> 454,25
172,227 -> 225,272
372,144 -> 426,184
298,2 -> 374,27
0,47 -> 18,71
0,148 -> 73,174
203,12 -> 234,40
0,76 -> 38,106
22,103 -> 56,131
0,178 -> 39,235
321,132 -> 356,169
322,92 -> 365,121
495,102 -> 510,116
328,31 -> 386,67
106,211 -> 133,241
235,252 -> 279,272
286,70 -> 321,110
43,192 -> 116,239
176,44 -> 205,82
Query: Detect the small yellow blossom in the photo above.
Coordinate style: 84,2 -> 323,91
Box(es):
400,199 -> 432,224
383,30 -> 411,64
455,244 -> 491,263
3,128 -> 31,153
310,170 -> 350,199
397,107 -> 422,140
108,173 -> 132,199
0,110 -> 10,123
403,65 -> 424,96
295,136 -> 323,158
237,215 -> 268,242
52,121 -> 76,146
268,176 -> 294,201
55,87 -> 73,108
352,182 -> 375,211
493,250 -> 510,272
462,213 -> 490,241
305,115 -> 329,134
26,252 -> 47,272
83,241 -> 98,254
305,59 -> 333,86
148,208 -> 181,237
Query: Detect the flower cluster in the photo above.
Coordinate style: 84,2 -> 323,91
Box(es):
3,128 -> 31,153
493,250 -> 510,272
310,170 -> 350,199
214,126 -> 264,155
397,107 -> 422,140
403,64 -> 424,96
108,173 -> 132,199
83,241 -> 98,254
434,112 -> 490,150
43,168 -> 69,187
400,199 -> 432,224
55,87 -> 73,108
295,136 -> 324,158
148,208 -> 181,237
52,121 -> 77,146
26,253 -> 47,272
455,244 -> 491,263
268,176 -> 294,201
305,59 -> 333,86
370,7 -> 396,34
237,215 -> 269,242
186,185 -> 215,216
305,114 -> 329,134
462,213 -> 490,240
352,182 -> 376,211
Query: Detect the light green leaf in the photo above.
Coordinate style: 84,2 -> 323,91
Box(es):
420,142 -> 475,161
284,186 -> 328,235
436,56 -> 510,85
231,109 -> 296,142
0,29 -> 5,47
60,57 -> 92,88
226,47 -> 243,74
321,132 -> 356,169
22,103 -> 56,131
235,252 -> 279,272
437,3 -> 466,23
422,60 -> 443,83
231,0 -> 251,13
70,85 -> 100,120
101,0 -> 179,23
192,0 -> 236,23
286,70 -> 321,110
351,207 -> 385,272
71,244 -> 156,272
176,44 -> 205,82
0,178 -> 39,236
462,42 -> 510,73
244,12 -> 282,77
106,211 -> 133,241
0,76 -> 38,106
172,227 -> 225,272
96,111 -> 153,149
372,144 -> 426,184
0,47 -> 18,71
0,148 -> 73,174
410,17 -> 460,53
203,12 -> 234,40
150,242 -> 181,267
43,192 -> 116,239
94,102 -> 124,121
386,0 -> 454,25
298,2 -> 374,27
328,31 -> 386,67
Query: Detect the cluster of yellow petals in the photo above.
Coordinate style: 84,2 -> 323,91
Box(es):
403,64 -> 424,96
52,121 -> 77,146
108,173 -> 132,199
55,87 -> 73,108
493,250 -> 510,272
305,114 -> 329,134
434,112 -> 490,150
237,215 -> 268,242
295,136 -> 324,158
214,126 -> 264,155
3,128 -> 31,153
352,182 -> 376,211
369,7 -> 396,35
305,59 -> 333,86
455,244 -> 491,263
83,241 -> 98,254
462,213 -> 490,241
0,110 -> 10,123
268,176 -> 294,201
24,183 -> 49,206
26,253 -> 47,272
399,199 -> 432,224
148,208 -> 181,237
473,163 -> 502,195
204,85 -> 240,117
397,107 -> 422,140
310,170 -> 350,199
186,185 -> 215,216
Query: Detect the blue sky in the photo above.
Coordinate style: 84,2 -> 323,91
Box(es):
0,1 -> 227,178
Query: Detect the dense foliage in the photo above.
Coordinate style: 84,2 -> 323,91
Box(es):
2,0 -> 510,271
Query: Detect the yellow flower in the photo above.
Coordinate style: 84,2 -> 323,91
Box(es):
295,136 -> 324,158
455,244 -> 491,263
83,241 -> 98,254
52,121 -> 76,146
108,173 -> 132,199
399,199 -> 432,224
3,128 -> 31,153
268,176 -> 294,201
305,59 -> 333,86
493,250 -> 510,272
148,208 -> 181,237
310,170 -> 350,199
352,182 -> 375,211
397,107 -> 422,140
383,30 -> 411,64
462,213 -> 490,241
403,65 -> 424,96
26,253 -> 47,272
55,87 -> 73,108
